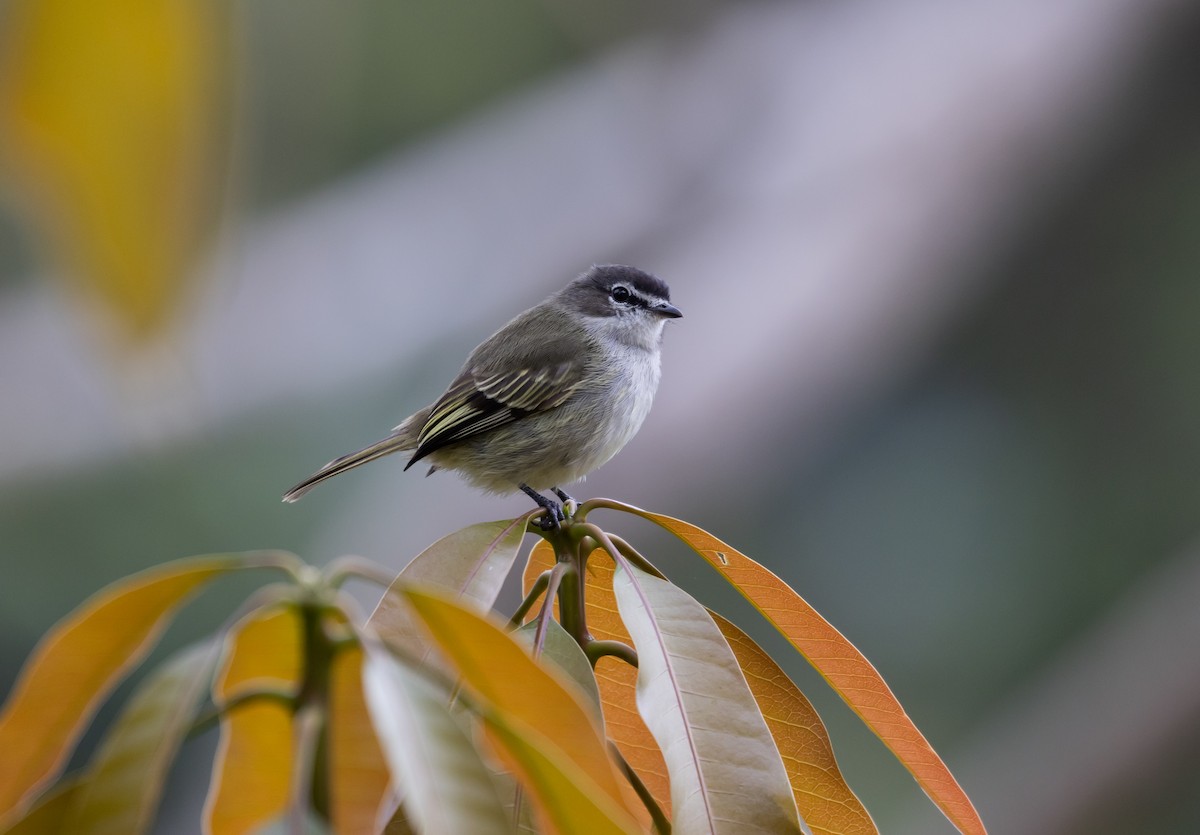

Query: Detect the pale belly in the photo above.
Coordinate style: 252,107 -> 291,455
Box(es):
430,351 -> 662,493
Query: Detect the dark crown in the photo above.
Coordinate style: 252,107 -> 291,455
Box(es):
587,264 -> 671,300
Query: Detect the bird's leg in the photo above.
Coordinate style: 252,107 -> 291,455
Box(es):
520,483 -> 563,530
551,487 -> 578,519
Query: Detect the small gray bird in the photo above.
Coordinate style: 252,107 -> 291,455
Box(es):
283,264 -> 681,527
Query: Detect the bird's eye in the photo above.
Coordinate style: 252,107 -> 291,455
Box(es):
611,285 -> 632,303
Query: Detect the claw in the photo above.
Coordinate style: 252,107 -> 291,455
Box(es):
521,484 -> 564,530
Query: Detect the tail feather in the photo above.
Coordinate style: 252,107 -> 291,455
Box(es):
282,432 -> 413,502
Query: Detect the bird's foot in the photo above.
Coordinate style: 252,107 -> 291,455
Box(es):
521,484 -> 565,531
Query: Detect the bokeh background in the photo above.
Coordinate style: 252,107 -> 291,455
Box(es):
3,1 -> 1200,832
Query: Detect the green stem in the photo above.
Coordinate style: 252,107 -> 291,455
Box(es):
609,742 -> 671,834
555,548 -> 588,647
531,563 -> 567,657
322,555 -> 399,590
187,687 -> 298,739
296,599 -> 335,821
577,534 -> 598,559
240,549 -> 310,581
509,570 -> 551,627
290,704 -> 325,833
576,496 -> 647,521
576,523 -> 631,575
536,522 -> 589,647
586,639 -> 638,668
297,600 -> 333,709
609,534 -> 668,580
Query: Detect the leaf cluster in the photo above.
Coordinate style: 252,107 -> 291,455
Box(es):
0,501 -> 985,834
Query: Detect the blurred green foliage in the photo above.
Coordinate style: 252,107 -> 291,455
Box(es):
238,0 -> 652,206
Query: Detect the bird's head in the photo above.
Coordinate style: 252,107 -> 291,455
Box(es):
563,264 -> 682,350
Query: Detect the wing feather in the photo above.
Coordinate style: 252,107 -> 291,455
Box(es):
405,360 -> 583,467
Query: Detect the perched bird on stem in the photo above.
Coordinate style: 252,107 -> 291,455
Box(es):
283,264 -> 681,528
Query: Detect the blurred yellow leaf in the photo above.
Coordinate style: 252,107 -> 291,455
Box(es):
0,0 -> 228,341
215,604 -> 302,702
0,556 -> 242,825
66,642 -> 221,835
617,506 -> 987,835
523,541 -> 668,826
205,700 -> 295,835
712,613 -> 876,835
204,604 -> 302,835
0,780 -> 82,835
328,645 -> 392,835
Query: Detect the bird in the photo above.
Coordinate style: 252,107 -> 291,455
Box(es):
283,264 -> 681,528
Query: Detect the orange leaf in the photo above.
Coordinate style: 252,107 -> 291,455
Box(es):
609,506 -> 987,835
483,715 -> 640,835
328,645 -> 391,835
0,0 -> 228,342
0,556 -> 241,824
523,540 -> 669,823
204,603 -> 302,835
399,586 -> 638,827
712,613 -> 876,835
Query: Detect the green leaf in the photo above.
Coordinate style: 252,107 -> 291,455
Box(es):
368,518 -> 530,658
0,555 -> 249,824
65,641 -> 220,835
361,644 -> 513,835
513,618 -> 603,722
611,560 -> 805,834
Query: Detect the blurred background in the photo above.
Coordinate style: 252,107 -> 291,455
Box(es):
2,0 -> 1200,832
